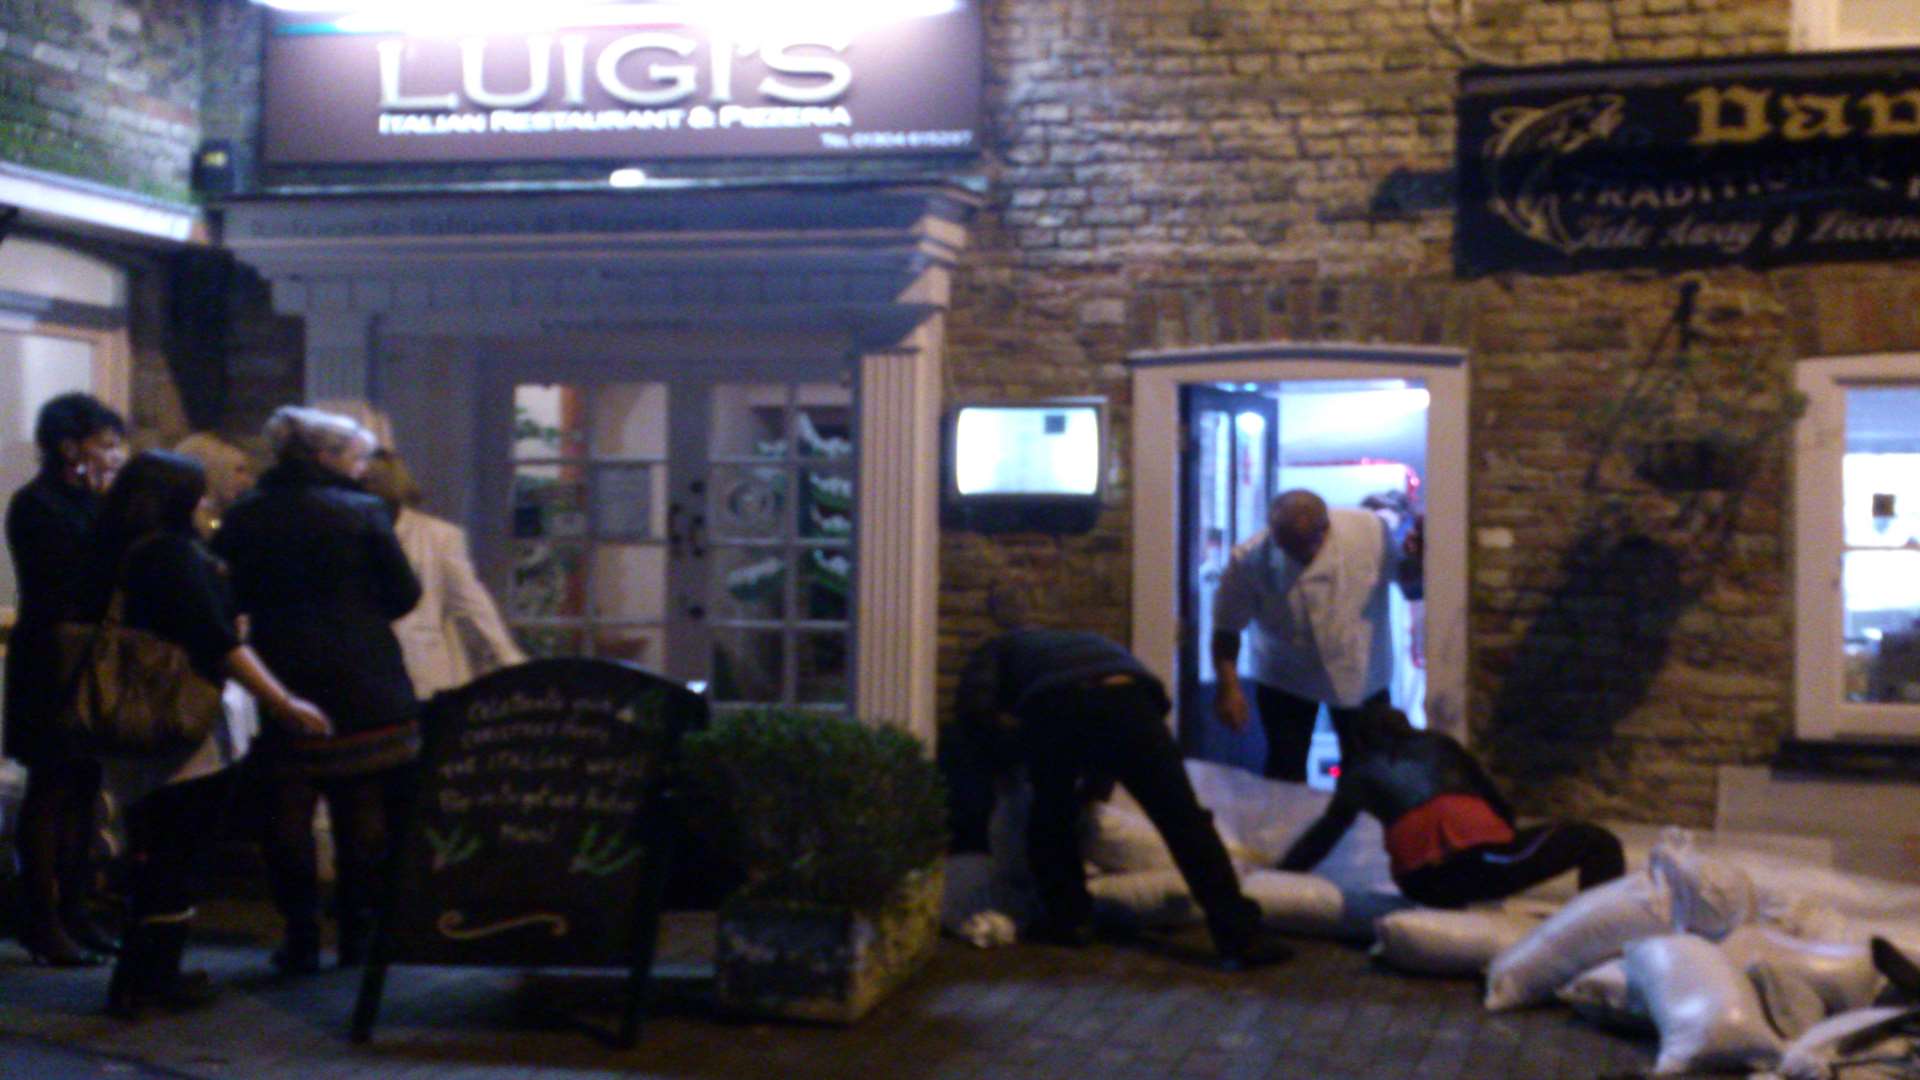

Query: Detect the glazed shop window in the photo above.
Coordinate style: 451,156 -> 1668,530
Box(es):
1794,0 -> 1920,49
1794,356 -> 1920,739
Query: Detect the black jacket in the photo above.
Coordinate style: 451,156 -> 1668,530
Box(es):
4,471 -> 101,761
212,459 -> 422,734
82,534 -> 240,685
953,628 -> 1167,728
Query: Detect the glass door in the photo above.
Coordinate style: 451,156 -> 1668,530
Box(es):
1177,385 -> 1277,756
498,373 -> 856,712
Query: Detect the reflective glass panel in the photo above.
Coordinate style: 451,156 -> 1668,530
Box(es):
796,632 -> 850,705
708,465 -> 789,542
711,629 -> 784,704
514,626 -> 583,661
1844,549 -> 1920,703
799,547 -> 851,623
588,382 -> 667,460
512,463 -> 588,540
712,548 -> 787,622
591,463 -> 660,541
589,545 -> 667,622
508,541 -> 587,619
513,384 -> 587,460
592,626 -> 666,669
710,383 -> 789,460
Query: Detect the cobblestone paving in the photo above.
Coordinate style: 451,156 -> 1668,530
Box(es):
0,900 -> 1659,1079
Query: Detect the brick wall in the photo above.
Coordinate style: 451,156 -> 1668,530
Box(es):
938,0 -> 1846,826
0,0 -> 209,202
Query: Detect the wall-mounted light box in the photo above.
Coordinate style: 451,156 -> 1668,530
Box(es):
942,398 -> 1106,533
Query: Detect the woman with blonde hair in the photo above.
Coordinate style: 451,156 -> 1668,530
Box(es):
171,433 -> 253,535
212,405 -> 421,973
360,448 -> 525,697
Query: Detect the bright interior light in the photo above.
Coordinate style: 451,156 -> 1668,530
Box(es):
608,167 -> 647,188
258,0 -> 963,36
954,406 -> 1099,497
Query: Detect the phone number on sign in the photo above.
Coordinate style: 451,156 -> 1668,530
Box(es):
821,129 -> 975,150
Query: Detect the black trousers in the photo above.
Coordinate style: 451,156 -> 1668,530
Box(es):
1395,822 -> 1626,909
1022,681 -> 1260,954
1253,684 -> 1388,783
262,766 -> 412,943
124,770 -> 236,921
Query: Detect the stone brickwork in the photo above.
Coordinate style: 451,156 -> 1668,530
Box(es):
0,0 -> 211,202
939,0 -> 1828,826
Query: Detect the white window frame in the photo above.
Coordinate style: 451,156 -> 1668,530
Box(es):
1793,0 -> 1920,51
1793,352 -> 1920,740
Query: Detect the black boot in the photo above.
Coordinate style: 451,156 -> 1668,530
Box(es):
271,920 -> 321,975
108,921 -> 215,1020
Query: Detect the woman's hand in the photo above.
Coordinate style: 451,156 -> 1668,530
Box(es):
274,696 -> 332,739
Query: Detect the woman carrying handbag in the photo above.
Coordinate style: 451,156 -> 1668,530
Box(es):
81,450 -> 329,1018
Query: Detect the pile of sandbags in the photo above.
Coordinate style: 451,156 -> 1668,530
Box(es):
1480,829 -> 1920,1076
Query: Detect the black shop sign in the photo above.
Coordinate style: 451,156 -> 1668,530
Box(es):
1457,49 -> 1920,276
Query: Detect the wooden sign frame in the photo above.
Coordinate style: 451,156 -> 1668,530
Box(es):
350,658 -> 707,1047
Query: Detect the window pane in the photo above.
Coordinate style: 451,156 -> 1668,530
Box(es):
711,629 -> 784,704
587,382 -> 666,459
796,632 -> 849,705
515,626 -> 582,661
800,547 -> 851,622
713,548 -> 787,622
513,384 -> 587,459
589,545 -> 666,622
592,626 -> 664,669
509,541 -> 587,618
710,382 -> 789,459
591,463 -> 660,541
512,463 -> 588,540
1843,549 -> 1920,703
1844,386 -> 1920,548
709,464 -> 788,541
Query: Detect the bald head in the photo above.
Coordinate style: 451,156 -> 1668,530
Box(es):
1269,489 -> 1330,566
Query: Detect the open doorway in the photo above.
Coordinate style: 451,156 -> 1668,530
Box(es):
1129,345 -> 1468,785
1179,379 -> 1428,787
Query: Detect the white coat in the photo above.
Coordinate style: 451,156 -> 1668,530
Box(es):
1211,508 -> 1402,707
390,508 -> 526,698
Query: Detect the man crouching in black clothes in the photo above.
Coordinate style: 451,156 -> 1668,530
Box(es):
946,586 -> 1290,971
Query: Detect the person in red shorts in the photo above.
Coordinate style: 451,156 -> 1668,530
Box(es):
1278,701 -> 1623,908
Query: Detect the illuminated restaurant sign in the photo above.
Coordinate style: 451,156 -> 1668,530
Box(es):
1457,49 -> 1920,275
260,2 -> 983,165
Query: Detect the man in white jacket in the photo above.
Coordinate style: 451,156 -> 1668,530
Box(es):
1210,489 -> 1422,781
362,451 -> 526,697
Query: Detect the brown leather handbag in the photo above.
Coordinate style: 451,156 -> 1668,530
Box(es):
53,582 -> 223,758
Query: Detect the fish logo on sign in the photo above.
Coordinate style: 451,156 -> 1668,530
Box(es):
1480,94 -> 1626,254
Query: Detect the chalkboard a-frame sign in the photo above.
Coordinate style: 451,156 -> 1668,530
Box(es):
351,659 -> 706,1047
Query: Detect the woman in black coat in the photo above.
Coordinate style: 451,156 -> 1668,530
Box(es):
5,392 -> 126,965
212,406 -> 422,973
84,451 -> 329,1016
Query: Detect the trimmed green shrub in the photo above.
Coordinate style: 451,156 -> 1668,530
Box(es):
682,710 -> 947,912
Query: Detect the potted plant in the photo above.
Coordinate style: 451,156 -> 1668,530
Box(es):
681,709 -> 947,1023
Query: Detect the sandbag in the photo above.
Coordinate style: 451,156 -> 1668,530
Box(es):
1083,798 -> 1176,873
1721,925 -> 1887,1015
1557,958 -> 1651,1032
1371,907 -> 1543,978
1650,828 -> 1756,941
1087,869 -> 1200,929
1239,869 -> 1346,935
1485,868 -> 1673,1011
1777,1006 -> 1919,1080
1625,934 -> 1783,1076
1749,961 -> 1828,1042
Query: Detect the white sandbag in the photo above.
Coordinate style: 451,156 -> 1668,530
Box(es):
1625,934 -> 1783,1075
1371,907 -> 1543,978
1083,798 -> 1177,873
1741,858 -> 1920,925
1485,868 -> 1673,1011
1778,1006 -> 1918,1080
1087,869 -> 1201,929
1721,925 -> 1887,1015
1651,828 -> 1756,941
1239,869 -> 1346,935
1558,958 -> 1651,1032
1749,962 -> 1830,1042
